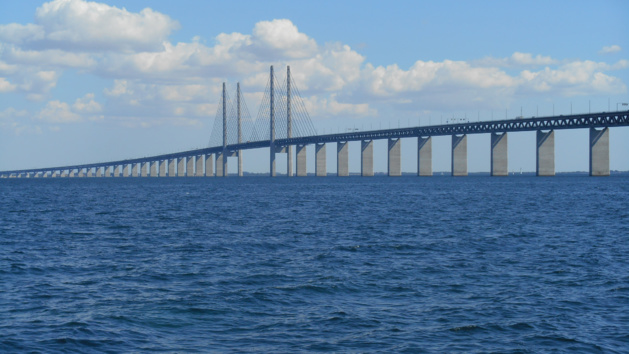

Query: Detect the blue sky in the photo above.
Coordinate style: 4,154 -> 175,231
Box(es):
1,0 -> 628,173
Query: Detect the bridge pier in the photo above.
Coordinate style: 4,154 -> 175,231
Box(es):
186,157 -> 193,177
296,145 -> 307,176
361,140 -> 374,177
316,143 -> 326,176
205,154 -> 214,177
177,158 -> 184,177
452,134 -> 468,176
150,161 -> 157,177
337,142 -> 349,176
131,163 -> 138,177
122,164 -> 130,177
104,166 -> 111,177
141,162 -> 148,177
287,146 -> 293,177
216,153 -> 225,177
536,130 -> 555,176
168,159 -> 175,177
491,132 -> 508,176
78,168 -> 85,178
159,160 -> 166,177
113,165 -> 120,177
388,138 -> 401,177
590,127 -> 609,176
238,150 -> 243,177
418,136 -> 432,176
195,155 -> 203,176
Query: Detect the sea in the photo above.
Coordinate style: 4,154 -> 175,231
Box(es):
1,176 -> 628,353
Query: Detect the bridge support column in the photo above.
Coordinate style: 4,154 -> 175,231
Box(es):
296,145 -> 307,176
316,143 -> 326,177
104,166 -> 112,177
149,161 -> 157,177
590,127 -> 609,176
168,159 -> 175,177
186,157 -> 194,177
205,154 -> 214,177
452,134 -> 468,176
141,162 -> 148,177
216,153 -> 225,177
287,146 -> 293,177
491,132 -> 508,176
388,138 -> 401,176
95,168 -> 101,178
418,136 -> 432,176
159,160 -> 166,177
113,165 -> 120,177
132,163 -> 138,177
238,150 -> 243,177
361,140 -> 374,177
177,158 -> 185,177
536,130 -> 555,176
78,169 -> 85,178
196,155 -> 203,177
270,149 -> 275,177
337,142 -> 348,177
123,164 -> 130,177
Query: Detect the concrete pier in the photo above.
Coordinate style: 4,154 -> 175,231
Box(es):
491,132 -> 508,176
123,164 -> 130,177
141,162 -> 148,177
361,140 -> 374,177
132,163 -> 138,177
238,150 -> 243,177
114,165 -> 121,177
150,161 -> 157,177
418,137 -> 432,176
96,168 -> 102,178
168,159 -> 175,177
452,134 -> 468,176
590,127 -> 609,176
105,166 -> 112,177
186,157 -> 194,177
78,169 -> 85,178
159,160 -> 166,177
337,142 -> 349,177
87,169 -> 94,178
177,158 -> 185,177
195,155 -> 203,177
315,143 -> 326,176
205,154 -> 213,177
388,138 -> 401,177
296,145 -> 307,176
536,130 -> 555,176
287,146 -> 293,177
216,153 -> 225,177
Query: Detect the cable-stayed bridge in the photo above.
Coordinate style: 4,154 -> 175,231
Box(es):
2,66 -> 629,178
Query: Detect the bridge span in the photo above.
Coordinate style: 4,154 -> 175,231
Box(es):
1,66 -> 628,178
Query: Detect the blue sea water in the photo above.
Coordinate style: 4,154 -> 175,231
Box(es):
1,176 -> 628,353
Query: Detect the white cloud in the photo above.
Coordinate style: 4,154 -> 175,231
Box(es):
0,0 -> 179,53
37,100 -> 81,123
599,45 -> 621,55
0,77 -> 16,92
73,93 -> 102,113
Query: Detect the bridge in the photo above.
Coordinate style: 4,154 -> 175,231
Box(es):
1,66 -> 628,179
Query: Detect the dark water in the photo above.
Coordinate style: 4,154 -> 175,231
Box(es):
1,176 -> 628,353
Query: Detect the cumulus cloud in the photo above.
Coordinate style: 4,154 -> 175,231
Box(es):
0,0 -> 627,129
599,45 -> 621,55
0,0 -> 179,52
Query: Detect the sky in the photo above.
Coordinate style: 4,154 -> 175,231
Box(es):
1,0 -> 628,174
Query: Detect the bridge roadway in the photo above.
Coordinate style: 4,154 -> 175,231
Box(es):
1,110 -> 628,177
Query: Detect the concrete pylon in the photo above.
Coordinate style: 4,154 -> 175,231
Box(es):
132,163 -> 138,177
337,141 -> 349,177
205,154 -> 214,177
388,138 -> 401,176
491,132 -> 508,176
452,134 -> 468,176
216,153 -> 224,177
296,145 -> 307,176
590,127 -> 609,176
159,160 -> 166,177
536,130 -> 555,176
168,159 -> 175,177
361,140 -> 374,177
113,165 -> 120,177
123,165 -> 130,177
177,158 -> 185,177
418,136 -> 432,176
150,161 -> 157,177
141,162 -> 148,177
196,155 -> 204,177
315,143 -> 326,177
186,157 -> 194,177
